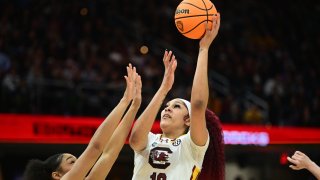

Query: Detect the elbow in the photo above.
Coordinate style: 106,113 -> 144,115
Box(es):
102,151 -> 120,161
129,133 -> 143,151
89,141 -> 104,154
191,100 -> 206,111
129,134 -> 138,150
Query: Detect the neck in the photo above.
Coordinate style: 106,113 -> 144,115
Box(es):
162,131 -> 184,139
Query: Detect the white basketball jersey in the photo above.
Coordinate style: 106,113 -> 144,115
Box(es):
132,131 -> 209,180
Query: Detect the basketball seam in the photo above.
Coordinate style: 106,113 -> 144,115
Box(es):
180,2 -> 213,11
175,14 -> 216,20
182,20 -> 213,35
200,0 -> 209,23
207,5 -> 214,11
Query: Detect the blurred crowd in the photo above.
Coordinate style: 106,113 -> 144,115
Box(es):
0,0 -> 319,127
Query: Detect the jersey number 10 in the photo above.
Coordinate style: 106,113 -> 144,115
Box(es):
150,172 -> 167,180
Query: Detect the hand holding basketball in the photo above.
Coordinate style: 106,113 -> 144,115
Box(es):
200,13 -> 220,49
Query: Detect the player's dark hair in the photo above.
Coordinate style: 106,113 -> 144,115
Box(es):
23,153 -> 64,180
198,109 -> 225,180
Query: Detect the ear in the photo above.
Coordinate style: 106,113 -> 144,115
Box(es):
52,171 -> 62,180
184,115 -> 191,126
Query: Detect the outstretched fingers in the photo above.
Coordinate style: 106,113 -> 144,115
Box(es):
205,13 -> 220,33
287,156 -> 303,170
168,54 -> 177,74
132,73 -> 142,107
295,151 -> 305,156
287,156 -> 298,165
289,165 -> 300,170
135,74 -> 142,92
124,63 -> 137,101
200,12 -> 221,49
212,13 -> 221,32
160,50 -> 177,92
125,64 -> 135,83
163,50 -> 173,69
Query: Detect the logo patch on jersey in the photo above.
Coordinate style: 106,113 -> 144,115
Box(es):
149,147 -> 172,169
151,142 -> 158,147
172,139 -> 181,146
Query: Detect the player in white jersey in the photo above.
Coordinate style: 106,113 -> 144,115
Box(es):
133,127 -> 209,179
130,14 -> 224,180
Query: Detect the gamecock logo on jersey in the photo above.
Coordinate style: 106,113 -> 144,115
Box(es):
149,147 -> 173,169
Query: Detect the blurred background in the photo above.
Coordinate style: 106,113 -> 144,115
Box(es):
0,0 -> 319,179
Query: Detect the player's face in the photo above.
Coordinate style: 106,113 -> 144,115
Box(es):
57,153 -> 77,176
160,99 -> 190,134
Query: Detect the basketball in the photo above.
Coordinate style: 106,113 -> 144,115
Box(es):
174,0 -> 217,39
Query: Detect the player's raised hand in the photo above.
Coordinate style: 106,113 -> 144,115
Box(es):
161,50 -> 177,92
200,13 -> 221,50
123,63 -> 137,102
132,73 -> 142,109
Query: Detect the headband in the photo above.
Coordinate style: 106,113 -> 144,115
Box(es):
178,98 -> 191,115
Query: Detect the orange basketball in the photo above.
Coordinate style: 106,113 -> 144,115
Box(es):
174,0 -> 217,39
